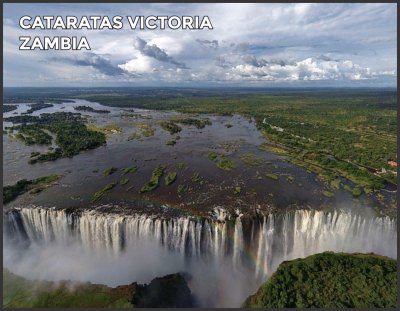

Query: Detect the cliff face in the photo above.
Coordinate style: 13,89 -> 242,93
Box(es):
3,269 -> 194,308
242,252 -> 397,308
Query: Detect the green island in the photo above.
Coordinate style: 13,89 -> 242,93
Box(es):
243,252 -> 397,308
207,151 -> 236,171
3,105 -> 18,113
23,103 -> 54,114
122,165 -> 138,175
239,153 -> 265,166
103,167 -> 118,176
3,175 -> 61,204
74,105 -> 110,114
165,171 -> 177,185
6,112 -> 106,164
140,165 -> 166,193
160,121 -> 182,134
166,139 -> 177,146
174,117 -> 212,129
265,172 -> 279,181
92,182 -> 118,202
120,178 -> 129,185
3,269 -> 193,308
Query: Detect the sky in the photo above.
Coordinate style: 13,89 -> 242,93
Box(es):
3,3 -> 397,87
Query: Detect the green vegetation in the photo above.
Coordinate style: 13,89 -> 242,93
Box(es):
3,175 -> 61,204
74,105 -> 110,113
92,182 -> 118,202
3,269 -> 193,308
239,153 -> 264,166
127,132 -> 142,141
165,172 -> 177,185
177,184 -> 188,194
191,172 -> 202,183
343,184 -> 362,197
265,173 -> 279,181
177,162 -> 187,170
287,175 -> 295,183
243,252 -> 397,308
322,190 -> 335,198
5,89 -> 396,193
160,121 -> 182,134
166,139 -> 176,146
122,165 -> 138,175
23,103 -> 53,114
3,105 -> 18,113
14,125 -> 53,145
174,118 -> 211,129
66,89 -> 395,191
102,124 -> 122,134
138,123 -> 155,137
207,151 -> 236,171
207,151 -> 219,162
6,112 -> 106,164
120,178 -> 129,185
140,165 -> 166,193
217,158 -> 236,171
103,167 -> 118,176
234,186 -> 241,194
3,269 -> 132,308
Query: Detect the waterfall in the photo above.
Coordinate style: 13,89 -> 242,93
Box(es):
4,207 -> 397,280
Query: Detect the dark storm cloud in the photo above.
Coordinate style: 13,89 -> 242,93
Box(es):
215,56 -> 232,68
134,37 -> 189,69
196,39 -> 219,49
242,55 -> 268,67
48,53 -> 125,76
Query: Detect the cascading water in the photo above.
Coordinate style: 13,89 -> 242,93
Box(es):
4,206 -> 397,282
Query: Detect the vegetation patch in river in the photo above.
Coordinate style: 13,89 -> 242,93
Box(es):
265,172 -> 279,181
3,175 -> 61,204
239,153 -> 265,166
6,113 -> 106,164
127,132 -> 142,141
3,105 -> 18,113
343,184 -> 362,197
140,165 -> 166,193
177,184 -> 188,194
207,151 -> 236,171
119,178 -> 129,185
165,172 -> 177,185
216,157 -> 236,171
122,165 -> 138,175
159,121 -> 182,134
166,140 -> 177,146
103,167 -> 118,176
174,118 -> 211,129
23,103 -> 54,114
92,182 -> 118,202
137,123 -> 155,137
322,190 -> 335,198
74,105 -> 110,114
287,175 -> 295,183
14,125 -> 53,145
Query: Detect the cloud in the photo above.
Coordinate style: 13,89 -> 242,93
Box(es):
196,39 -> 219,50
133,37 -> 189,69
230,57 -> 381,81
48,52 -> 125,76
242,55 -> 268,67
